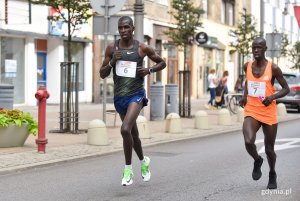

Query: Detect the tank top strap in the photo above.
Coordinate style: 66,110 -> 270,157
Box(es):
133,40 -> 139,51
246,61 -> 254,79
265,60 -> 272,77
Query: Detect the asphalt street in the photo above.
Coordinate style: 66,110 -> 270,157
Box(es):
0,120 -> 299,201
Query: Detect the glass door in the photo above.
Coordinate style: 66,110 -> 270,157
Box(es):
37,52 -> 47,88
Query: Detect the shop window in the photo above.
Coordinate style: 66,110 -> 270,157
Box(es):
64,41 -> 84,91
167,45 -> 178,84
0,37 -> 25,104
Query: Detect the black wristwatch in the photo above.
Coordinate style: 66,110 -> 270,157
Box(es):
149,68 -> 154,74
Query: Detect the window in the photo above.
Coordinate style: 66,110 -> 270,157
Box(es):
0,37 -> 25,104
222,0 -> 235,26
64,42 -> 84,91
201,0 -> 208,18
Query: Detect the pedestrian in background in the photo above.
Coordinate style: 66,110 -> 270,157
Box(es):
205,68 -> 218,109
239,37 -> 289,189
99,16 -> 166,186
221,70 -> 229,106
234,76 -> 244,93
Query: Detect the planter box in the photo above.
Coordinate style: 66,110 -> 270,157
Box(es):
0,124 -> 29,148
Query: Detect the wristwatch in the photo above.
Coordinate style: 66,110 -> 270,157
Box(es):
149,68 -> 154,74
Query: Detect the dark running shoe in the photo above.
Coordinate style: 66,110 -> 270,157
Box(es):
252,156 -> 263,180
267,172 -> 277,189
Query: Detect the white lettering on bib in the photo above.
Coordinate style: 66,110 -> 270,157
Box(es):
248,80 -> 266,97
116,60 -> 137,78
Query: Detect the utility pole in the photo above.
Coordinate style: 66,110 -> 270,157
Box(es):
134,0 -> 144,42
102,0 -> 111,123
260,0 -> 264,36
134,0 -> 145,115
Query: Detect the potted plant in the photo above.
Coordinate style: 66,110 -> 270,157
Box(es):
0,108 -> 38,148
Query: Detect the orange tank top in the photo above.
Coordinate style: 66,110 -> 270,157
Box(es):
244,60 -> 277,125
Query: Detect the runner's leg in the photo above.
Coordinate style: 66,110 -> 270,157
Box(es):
243,116 -> 261,160
119,101 -> 143,165
262,123 -> 277,172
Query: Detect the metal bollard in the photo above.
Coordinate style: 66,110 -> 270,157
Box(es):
277,103 -> 287,116
194,110 -> 210,129
218,108 -> 232,125
87,119 -> 109,146
165,113 -> 182,134
136,116 -> 150,139
35,85 -> 50,153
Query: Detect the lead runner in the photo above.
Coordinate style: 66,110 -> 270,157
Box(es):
99,16 -> 166,186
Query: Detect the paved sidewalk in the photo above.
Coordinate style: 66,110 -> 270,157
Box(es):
0,98 -> 299,174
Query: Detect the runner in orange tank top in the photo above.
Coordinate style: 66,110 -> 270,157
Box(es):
239,37 -> 289,189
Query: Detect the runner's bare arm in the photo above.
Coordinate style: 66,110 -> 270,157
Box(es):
239,62 -> 248,107
99,44 -> 114,79
136,43 -> 166,77
270,64 -> 290,100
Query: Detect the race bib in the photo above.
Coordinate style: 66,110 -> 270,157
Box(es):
116,60 -> 137,78
248,80 -> 266,97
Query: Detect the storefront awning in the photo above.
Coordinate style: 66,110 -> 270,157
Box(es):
198,36 -> 226,50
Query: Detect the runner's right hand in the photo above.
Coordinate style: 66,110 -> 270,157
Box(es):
239,96 -> 247,108
111,46 -> 122,65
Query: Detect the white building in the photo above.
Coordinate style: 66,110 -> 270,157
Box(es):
252,0 -> 300,72
0,0 -> 93,106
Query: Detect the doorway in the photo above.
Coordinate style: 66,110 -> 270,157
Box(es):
37,52 -> 47,88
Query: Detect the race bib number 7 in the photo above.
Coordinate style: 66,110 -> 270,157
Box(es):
116,60 -> 137,78
248,80 -> 266,97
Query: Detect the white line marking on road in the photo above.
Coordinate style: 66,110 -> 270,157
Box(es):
255,138 -> 300,154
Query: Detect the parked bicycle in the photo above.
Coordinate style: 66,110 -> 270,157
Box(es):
225,93 -> 243,114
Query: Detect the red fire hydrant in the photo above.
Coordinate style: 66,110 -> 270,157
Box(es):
35,85 -> 50,153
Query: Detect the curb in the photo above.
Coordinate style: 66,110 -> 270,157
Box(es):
0,115 -> 299,175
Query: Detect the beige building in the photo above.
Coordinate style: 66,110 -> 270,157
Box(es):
94,0 -> 252,102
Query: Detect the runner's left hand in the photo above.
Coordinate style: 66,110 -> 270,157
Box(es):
262,96 -> 273,106
136,67 -> 149,77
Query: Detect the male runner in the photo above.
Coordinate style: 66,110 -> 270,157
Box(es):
100,16 -> 166,186
239,37 -> 289,189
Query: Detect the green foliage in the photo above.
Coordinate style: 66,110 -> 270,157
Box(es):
289,41 -> 300,71
273,29 -> 289,58
165,0 -> 204,47
231,9 -> 258,57
280,33 -> 289,57
31,0 -> 92,36
0,109 -> 38,136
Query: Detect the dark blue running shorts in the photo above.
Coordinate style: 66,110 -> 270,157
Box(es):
114,90 -> 148,115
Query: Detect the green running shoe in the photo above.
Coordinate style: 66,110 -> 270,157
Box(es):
141,156 -> 151,182
121,167 -> 133,186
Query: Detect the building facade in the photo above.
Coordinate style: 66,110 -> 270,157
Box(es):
94,0 -> 251,102
252,0 -> 300,72
0,0 -> 93,106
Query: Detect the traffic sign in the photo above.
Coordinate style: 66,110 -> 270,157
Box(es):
90,0 -> 126,16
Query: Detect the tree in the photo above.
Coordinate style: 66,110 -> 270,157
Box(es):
31,0 -> 92,62
273,29 -> 289,63
280,33 -> 289,57
231,9 -> 258,78
164,0 -> 203,117
165,0 -> 204,70
289,41 -> 300,71
31,0 -> 92,132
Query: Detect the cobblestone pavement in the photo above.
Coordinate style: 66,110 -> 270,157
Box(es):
1,98 -> 299,174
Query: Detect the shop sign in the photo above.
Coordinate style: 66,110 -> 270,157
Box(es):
195,32 -> 208,44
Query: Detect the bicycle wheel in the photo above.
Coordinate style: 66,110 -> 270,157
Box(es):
228,96 -> 240,114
